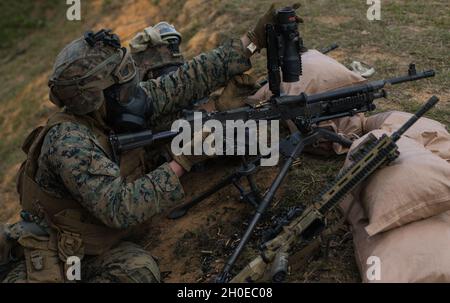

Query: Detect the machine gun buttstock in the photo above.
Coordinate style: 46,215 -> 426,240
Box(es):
229,255 -> 269,283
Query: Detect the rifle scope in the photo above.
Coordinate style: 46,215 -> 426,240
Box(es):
276,7 -> 302,83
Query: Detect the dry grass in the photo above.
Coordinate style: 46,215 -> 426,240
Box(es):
0,0 -> 448,282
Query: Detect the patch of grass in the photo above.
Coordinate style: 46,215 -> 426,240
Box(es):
222,0 -> 449,282
0,1 -> 50,49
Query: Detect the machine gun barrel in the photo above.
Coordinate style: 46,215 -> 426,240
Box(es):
387,68 -> 435,85
275,68 -> 435,107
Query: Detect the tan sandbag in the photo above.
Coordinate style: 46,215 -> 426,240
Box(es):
365,111 -> 450,161
248,49 -> 367,155
341,196 -> 450,283
344,130 -> 450,236
249,49 -> 366,100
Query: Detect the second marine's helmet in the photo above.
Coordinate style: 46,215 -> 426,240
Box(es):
130,22 -> 184,81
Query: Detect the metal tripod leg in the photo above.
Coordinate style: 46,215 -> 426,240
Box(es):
280,127 -> 353,158
314,128 -> 353,147
216,128 -> 352,282
232,157 -> 262,208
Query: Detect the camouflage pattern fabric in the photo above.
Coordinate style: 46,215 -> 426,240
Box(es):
2,242 -> 160,283
142,38 -> 251,126
82,242 -> 160,283
131,33 -> 184,81
49,36 -> 124,115
135,45 -> 184,81
34,38 -> 251,230
1,261 -> 27,283
35,121 -> 184,229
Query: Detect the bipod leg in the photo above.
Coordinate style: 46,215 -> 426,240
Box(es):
217,131 -> 320,283
313,128 -> 353,148
233,157 -> 261,208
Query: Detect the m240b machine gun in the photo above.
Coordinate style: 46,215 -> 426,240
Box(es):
185,64 -> 434,130
108,6 -> 434,161
228,96 -> 440,283
109,65 -> 435,163
108,65 -> 436,233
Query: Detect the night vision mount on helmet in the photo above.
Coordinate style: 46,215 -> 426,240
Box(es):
154,22 -> 182,57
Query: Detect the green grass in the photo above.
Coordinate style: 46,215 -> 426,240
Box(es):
0,1 -> 52,49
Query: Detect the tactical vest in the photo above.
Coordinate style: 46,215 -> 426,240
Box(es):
15,111 -> 148,276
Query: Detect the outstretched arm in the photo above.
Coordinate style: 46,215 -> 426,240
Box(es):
142,38 -> 252,123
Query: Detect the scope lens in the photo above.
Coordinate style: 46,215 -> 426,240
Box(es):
277,7 -> 296,24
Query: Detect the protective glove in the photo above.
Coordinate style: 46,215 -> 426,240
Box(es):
215,74 -> 260,111
247,3 -> 302,51
169,131 -> 215,172
129,26 -> 167,53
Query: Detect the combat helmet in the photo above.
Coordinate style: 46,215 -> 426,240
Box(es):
130,22 -> 184,81
48,29 -> 137,115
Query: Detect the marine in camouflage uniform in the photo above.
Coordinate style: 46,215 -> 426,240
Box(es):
129,22 -> 260,171
2,34 -> 251,283
3,241 -> 160,283
2,4 -> 297,283
34,39 -> 250,228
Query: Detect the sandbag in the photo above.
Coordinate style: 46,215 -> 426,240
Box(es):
249,49 -> 366,99
341,196 -> 450,283
365,111 -> 450,161
343,131 -> 450,236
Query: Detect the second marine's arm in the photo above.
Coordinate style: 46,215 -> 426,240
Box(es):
141,38 -> 253,123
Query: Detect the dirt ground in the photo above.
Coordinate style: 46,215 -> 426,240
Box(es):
143,156 -> 360,283
0,0 -> 448,283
